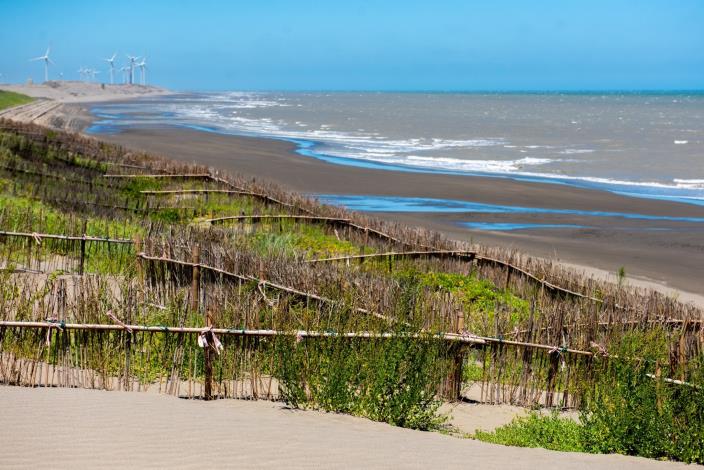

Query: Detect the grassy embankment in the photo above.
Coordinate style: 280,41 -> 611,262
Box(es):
0,91 -> 33,110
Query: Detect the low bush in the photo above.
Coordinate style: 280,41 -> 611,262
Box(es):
475,412 -> 584,452
477,333 -> 704,464
275,333 -> 449,431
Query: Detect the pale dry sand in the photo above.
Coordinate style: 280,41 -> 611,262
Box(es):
0,81 -> 170,130
0,386 -> 693,469
0,81 -> 169,104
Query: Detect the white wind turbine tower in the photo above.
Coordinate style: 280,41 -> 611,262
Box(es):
30,47 -> 54,82
104,53 -> 117,84
137,57 -> 147,85
126,54 -> 139,85
120,66 -> 130,84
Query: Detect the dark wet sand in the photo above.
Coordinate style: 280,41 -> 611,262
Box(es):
96,126 -> 704,296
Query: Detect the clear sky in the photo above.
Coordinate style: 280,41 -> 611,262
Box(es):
1,0 -> 702,91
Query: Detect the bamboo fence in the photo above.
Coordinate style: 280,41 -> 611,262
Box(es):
1,119 -> 702,409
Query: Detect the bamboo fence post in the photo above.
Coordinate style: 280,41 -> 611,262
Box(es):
204,309 -> 214,401
124,298 -> 132,391
134,235 -> 143,287
79,219 -> 87,275
440,311 -> 465,401
25,236 -> 31,272
679,323 -> 688,381
190,244 -> 200,313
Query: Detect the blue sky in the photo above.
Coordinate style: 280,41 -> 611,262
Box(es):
1,0 -> 702,91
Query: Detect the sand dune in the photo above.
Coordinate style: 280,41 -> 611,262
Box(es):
1,81 -> 169,103
0,386 -> 691,469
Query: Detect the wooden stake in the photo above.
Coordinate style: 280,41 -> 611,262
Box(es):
190,244 -> 200,313
440,311 -> 466,401
79,220 -> 87,275
204,310 -> 213,401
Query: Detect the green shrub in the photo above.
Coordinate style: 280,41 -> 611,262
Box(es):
275,333 -> 449,431
477,333 -> 704,465
581,335 -> 704,464
475,412 -> 584,452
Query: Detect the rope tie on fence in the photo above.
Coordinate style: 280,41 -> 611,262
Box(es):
198,327 -> 224,354
45,318 -> 65,330
548,345 -> 568,356
44,317 -> 64,346
460,330 -> 481,342
31,232 -> 42,245
105,310 -> 133,334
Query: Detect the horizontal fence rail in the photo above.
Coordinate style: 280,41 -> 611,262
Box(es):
0,230 -> 133,244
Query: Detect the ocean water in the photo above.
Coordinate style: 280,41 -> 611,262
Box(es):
88,91 -> 704,205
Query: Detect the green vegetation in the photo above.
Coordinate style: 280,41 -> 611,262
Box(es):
276,333 -> 450,430
476,334 -> 704,464
392,268 -> 530,331
0,90 -> 33,110
249,222 -> 360,258
475,412 -> 584,452
580,334 -> 704,464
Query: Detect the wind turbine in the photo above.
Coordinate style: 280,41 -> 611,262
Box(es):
30,47 -> 54,82
137,57 -> 147,86
87,69 -> 100,82
104,53 -> 117,84
126,54 -> 139,85
120,66 -> 130,84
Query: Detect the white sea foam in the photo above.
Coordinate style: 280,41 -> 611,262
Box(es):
115,92 -> 704,200
175,104 -> 704,195
674,179 -> 704,189
402,156 -> 554,173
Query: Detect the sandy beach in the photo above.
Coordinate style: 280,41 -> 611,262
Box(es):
87,125 -> 704,299
0,386 -> 690,470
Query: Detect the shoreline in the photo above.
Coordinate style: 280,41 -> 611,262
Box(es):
91,124 -> 704,300
3,93 -> 703,303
